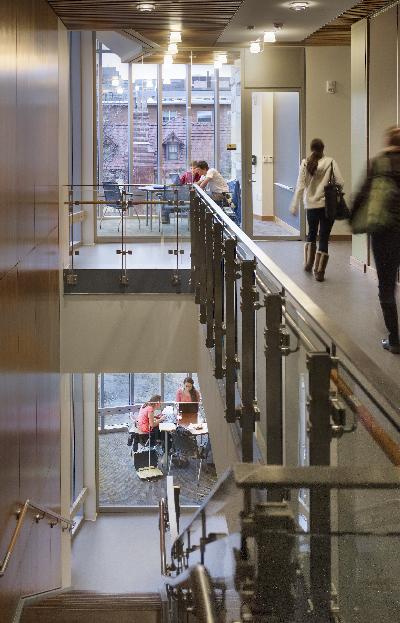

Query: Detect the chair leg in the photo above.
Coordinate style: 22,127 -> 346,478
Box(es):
134,208 -> 141,231
197,458 -> 203,485
168,453 -> 173,475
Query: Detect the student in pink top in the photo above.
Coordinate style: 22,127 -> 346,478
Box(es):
137,394 -> 164,443
175,377 -> 201,426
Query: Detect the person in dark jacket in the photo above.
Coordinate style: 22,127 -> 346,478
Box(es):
352,127 -> 400,354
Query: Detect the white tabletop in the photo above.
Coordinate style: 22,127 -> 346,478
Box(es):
159,422 -> 177,432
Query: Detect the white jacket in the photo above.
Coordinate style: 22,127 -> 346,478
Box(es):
290,156 -> 344,212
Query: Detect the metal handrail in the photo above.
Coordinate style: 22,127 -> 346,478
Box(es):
194,185 -> 400,427
0,500 -> 74,577
159,498 -> 168,576
167,564 -> 219,623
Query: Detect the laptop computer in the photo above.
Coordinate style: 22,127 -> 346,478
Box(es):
178,402 -> 199,414
170,173 -> 181,186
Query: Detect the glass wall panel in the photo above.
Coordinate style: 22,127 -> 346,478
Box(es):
161,64 -> 187,183
218,63 -> 241,183
191,65 -> 215,167
131,63 -> 158,184
132,373 -> 161,403
100,373 -> 130,407
99,46 -> 129,184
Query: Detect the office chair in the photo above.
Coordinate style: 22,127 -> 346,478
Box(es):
168,425 -> 209,485
100,183 -> 141,232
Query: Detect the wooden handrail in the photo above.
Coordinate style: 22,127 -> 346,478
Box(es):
0,500 -> 74,578
331,369 -> 400,466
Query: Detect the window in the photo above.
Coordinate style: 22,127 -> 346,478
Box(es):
163,110 -> 178,123
166,142 -> 178,161
197,111 -> 213,123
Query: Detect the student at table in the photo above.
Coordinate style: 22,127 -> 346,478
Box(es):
195,161 -> 231,207
175,377 -> 201,426
179,161 -> 201,185
137,394 -> 164,445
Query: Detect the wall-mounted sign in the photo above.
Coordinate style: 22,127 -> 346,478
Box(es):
226,143 -> 237,151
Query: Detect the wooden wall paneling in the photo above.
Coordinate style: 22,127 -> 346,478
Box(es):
369,5 -> 398,157
34,0 -> 59,245
0,270 -> 21,620
16,0 -> 36,263
0,0 -> 17,278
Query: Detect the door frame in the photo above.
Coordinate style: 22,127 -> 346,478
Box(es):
242,87 -> 306,240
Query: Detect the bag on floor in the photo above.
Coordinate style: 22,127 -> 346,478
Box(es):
351,156 -> 400,234
127,432 -> 135,447
133,447 -> 158,470
324,161 -> 350,221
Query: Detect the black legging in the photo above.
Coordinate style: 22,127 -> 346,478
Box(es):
371,231 -> 400,345
306,207 -> 334,253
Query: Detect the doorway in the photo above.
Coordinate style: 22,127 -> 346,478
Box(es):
247,90 -> 302,239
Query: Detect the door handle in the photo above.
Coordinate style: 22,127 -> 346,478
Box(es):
248,178 -> 256,183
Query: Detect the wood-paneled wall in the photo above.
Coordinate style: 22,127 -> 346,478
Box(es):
0,1 -> 61,620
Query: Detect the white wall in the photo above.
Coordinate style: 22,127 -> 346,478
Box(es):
61,294 -> 199,372
306,47 -> 352,235
251,93 -> 274,219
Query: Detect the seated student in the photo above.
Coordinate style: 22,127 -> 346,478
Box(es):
179,160 -> 201,185
137,394 -> 164,446
195,161 -> 231,207
175,377 -> 201,426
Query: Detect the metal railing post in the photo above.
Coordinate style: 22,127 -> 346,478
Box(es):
205,212 -> 215,348
264,293 -> 283,465
240,259 -> 258,463
224,238 -> 238,423
307,351 -> 332,619
198,203 -> 207,324
213,221 -> 224,378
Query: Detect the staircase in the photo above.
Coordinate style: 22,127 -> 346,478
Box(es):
20,590 -> 163,623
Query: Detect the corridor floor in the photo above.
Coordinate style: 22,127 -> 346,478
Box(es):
257,240 -> 400,390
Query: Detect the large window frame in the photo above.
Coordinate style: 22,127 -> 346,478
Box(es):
96,43 -> 240,187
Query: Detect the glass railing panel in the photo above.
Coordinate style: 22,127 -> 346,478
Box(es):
63,184 -> 191,277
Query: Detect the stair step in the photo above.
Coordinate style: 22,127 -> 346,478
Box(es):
20,591 -> 163,623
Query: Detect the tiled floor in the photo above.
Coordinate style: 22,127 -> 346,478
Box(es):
257,240 -> 400,389
253,218 -> 299,237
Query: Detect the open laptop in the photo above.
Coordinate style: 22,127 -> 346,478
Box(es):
170,173 -> 181,186
178,402 -> 199,414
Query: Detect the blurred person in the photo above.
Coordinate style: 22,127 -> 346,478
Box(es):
351,127 -> 400,354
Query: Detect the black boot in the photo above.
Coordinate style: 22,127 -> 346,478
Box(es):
379,299 -> 400,353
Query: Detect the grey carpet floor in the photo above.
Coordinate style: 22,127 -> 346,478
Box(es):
99,431 -> 217,507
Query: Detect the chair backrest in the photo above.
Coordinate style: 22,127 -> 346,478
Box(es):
103,182 -> 122,205
173,426 -> 198,455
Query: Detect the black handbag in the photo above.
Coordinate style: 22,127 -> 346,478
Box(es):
133,447 -> 158,469
324,161 -> 350,221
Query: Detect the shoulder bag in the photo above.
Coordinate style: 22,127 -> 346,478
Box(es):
324,161 -> 350,221
351,156 -> 400,234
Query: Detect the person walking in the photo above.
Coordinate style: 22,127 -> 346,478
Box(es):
290,138 -> 344,282
351,127 -> 400,354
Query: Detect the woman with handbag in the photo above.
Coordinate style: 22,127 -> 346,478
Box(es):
290,138 -> 344,282
351,127 -> 400,354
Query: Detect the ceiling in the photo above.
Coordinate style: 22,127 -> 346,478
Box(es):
218,0 -> 360,44
48,0 -> 394,53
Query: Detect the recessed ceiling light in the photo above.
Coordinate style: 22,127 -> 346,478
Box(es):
289,1 -> 309,10
170,31 -> 182,43
137,2 -> 156,12
264,31 -> 276,43
168,42 -> 178,54
250,41 -> 261,54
